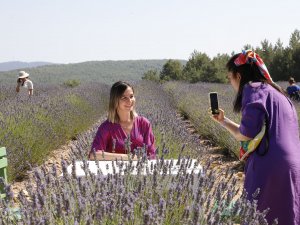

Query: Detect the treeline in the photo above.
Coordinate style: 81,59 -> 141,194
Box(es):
143,29 -> 300,83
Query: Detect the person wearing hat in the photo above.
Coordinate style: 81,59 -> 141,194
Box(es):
16,71 -> 33,96
286,77 -> 300,100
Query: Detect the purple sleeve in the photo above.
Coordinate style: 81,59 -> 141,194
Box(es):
90,122 -> 110,155
141,117 -> 156,159
239,86 -> 266,138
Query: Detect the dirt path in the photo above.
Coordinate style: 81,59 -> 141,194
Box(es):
10,140 -> 76,201
178,113 -> 245,198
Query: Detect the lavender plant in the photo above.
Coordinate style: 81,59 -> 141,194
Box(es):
0,80 -> 279,223
0,82 -> 109,180
0,156 -> 273,224
135,81 -> 205,159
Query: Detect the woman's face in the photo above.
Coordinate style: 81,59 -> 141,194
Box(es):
227,72 -> 241,92
18,78 -> 26,83
117,87 -> 135,112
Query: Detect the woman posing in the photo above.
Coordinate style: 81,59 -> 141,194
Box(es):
89,81 -> 156,160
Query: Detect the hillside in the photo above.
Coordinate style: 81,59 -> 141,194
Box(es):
0,59 -> 186,84
0,61 -> 54,72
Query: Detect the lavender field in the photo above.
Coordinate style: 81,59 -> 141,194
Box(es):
0,82 -> 109,180
1,80 -> 292,224
163,81 -> 300,158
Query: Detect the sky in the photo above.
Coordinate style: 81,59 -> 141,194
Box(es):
1,0 -> 300,64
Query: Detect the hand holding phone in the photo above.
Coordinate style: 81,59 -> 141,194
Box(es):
209,92 -> 219,115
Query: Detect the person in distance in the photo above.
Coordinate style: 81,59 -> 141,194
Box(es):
16,71 -> 33,96
89,81 -> 156,161
211,50 -> 300,225
286,77 -> 300,101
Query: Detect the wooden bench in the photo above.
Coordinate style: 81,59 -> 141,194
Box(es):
0,148 -> 20,220
0,147 -> 8,199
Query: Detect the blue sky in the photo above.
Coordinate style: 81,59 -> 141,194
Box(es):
1,0 -> 299,63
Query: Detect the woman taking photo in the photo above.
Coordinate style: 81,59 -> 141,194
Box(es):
89,81 -> 156,160
211,50 -> 300,225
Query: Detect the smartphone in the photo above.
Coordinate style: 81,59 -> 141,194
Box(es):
209,92 -> 219,115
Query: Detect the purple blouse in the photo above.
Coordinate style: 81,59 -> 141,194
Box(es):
90,116 -> 156,159
240,82 -> 300,225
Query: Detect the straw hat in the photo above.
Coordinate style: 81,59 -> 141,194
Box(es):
18,71 -> 29,79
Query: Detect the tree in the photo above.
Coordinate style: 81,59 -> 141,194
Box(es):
289,29 -> 300,50
290,47 -> 300,81
255,39 -> 274,67
160,60 -> 183,81
243,44 -> 254,51
211,54 -> 230,83
142,69 -> 160,82
269,48 -> 291,81
274,39 -> 284,52
287,30 -> 300,81
182,51 -> 212,83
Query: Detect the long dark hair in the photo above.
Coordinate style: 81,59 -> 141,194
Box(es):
17,77 -> 29,86
226,53 -> 285,112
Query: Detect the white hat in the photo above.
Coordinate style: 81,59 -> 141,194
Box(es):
18,71 -> 29,78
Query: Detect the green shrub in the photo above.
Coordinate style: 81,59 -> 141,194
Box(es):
63,79 -> 81,87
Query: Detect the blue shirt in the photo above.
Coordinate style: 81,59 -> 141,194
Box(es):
287,84 -> 300,95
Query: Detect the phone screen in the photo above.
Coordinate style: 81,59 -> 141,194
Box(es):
209,92 -> 219,115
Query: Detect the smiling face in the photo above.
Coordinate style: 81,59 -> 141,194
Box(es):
117,87 -> 135,113
227,72 -> 241,92
108,81 -> 138,123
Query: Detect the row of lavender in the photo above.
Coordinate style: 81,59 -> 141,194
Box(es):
70,80 -> 207,163
0,83 -> 109,180
0,81 -> 272,224
163,81 -> 300,158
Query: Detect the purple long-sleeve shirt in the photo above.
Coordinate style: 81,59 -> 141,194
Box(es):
91,116 -> 156,159
240,82 -> 300,225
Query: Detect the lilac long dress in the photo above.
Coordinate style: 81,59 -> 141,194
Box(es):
239,82 -> 300,225
91,116 -> 156,159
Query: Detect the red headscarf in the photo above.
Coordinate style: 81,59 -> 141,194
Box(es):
234,50 -> 273,82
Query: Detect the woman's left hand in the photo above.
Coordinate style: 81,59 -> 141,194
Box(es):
210,108 -> 225,125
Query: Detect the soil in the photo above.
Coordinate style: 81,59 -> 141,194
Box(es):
180,113 -> 245,199
10,141 -> 75,201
